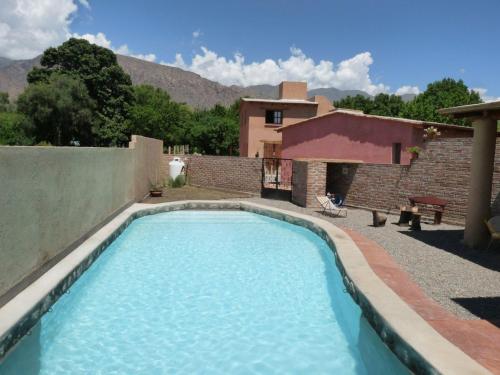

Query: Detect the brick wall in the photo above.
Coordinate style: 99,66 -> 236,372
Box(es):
162,154 -> 262,194
326,137 -> 500,224
291,161 -> 308,206
291,160 -> 327,207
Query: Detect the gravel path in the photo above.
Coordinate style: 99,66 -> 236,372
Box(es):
237,198 -> 500,320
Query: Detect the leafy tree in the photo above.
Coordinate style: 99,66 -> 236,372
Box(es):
334,93 -> 405,117
400,78 -> 482,125
126,85 -> 191,145
27,38 -> 133,145
0,92 -> 9,112
17,74 -> 95,146
0,112 -> 34,145
334,94 -> 372,112
369,94 -> 406,117
187,102 -> 239,155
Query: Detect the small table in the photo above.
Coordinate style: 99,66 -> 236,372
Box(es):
409,196 -> 447,225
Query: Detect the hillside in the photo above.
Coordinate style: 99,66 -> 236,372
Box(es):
0,54 -> 390,108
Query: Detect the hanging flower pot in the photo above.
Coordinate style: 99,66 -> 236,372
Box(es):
406,146 -> 421,161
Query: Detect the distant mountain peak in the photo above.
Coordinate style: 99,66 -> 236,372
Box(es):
0,55 -> 376,107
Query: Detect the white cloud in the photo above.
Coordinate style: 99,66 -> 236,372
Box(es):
78,0 -> 90,9
165,46 -> 390,95
74,32 -> 111,48
0,1 -> 155,62
471,87 -> 500,103
74,32 -> 157,62
192,30 -> 202,39
0,0 -> 77,59
395,85 -> 420,96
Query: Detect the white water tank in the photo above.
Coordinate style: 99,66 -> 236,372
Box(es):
169,157 -> 185,179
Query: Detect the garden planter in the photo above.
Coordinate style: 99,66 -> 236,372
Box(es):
150,190 -> 163,197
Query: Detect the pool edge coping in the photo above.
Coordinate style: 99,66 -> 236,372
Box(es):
0,200 -> 491,375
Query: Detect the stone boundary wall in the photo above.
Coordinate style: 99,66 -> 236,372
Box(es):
291,161 -> 308,206
0,135 -> 163,301
162,154 -> 262,194
291,138 -> 500,224
329,138 -> 500,223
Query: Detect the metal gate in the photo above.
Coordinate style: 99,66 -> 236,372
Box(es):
261,158 -> 293,200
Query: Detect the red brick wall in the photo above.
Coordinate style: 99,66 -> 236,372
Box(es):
162,154 -> 262,194
291,161 -> 308,207
291,160 -> 327,207
327,137 -> 500,223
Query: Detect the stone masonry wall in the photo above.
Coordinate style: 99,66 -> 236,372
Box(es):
327,137 -> 500,224
291,161 -> 308,206
162,154 -> 262,194
291,160 -> 327,207
306,161 -> 327,207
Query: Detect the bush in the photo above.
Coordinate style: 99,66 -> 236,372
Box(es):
169,174 -> 186,188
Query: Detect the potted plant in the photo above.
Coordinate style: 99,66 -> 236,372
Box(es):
423,126 -> 441,140
149,169 -> 164,197
406,146 -> 421,160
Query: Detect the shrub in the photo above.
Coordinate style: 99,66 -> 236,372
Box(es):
169,174 -> 186,188
406,146 -> 421,155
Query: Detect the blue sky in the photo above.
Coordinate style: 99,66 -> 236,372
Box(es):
1,0 -> 499,99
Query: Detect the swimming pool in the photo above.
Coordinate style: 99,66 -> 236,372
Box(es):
0,210 -> 408,374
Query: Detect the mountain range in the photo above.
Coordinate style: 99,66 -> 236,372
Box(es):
0,55 -> 415,108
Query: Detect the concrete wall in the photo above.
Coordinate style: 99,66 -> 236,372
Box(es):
0,136 -> 163,301
129,135 -> 164,200
278,81 -> 307,100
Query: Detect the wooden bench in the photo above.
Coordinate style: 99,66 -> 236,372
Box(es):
409,196 -> 447,225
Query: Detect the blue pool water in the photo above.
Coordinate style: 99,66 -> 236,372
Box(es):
0,211 -> 408,374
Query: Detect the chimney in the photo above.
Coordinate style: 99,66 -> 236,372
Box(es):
278,81 -> 307,100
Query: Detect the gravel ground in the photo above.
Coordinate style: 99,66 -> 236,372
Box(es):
237,197 -> 500,321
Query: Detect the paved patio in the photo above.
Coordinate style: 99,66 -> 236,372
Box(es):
238,198 -> 500,322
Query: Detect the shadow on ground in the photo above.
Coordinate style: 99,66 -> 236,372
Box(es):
452,297 -> 500,327
399,229 -> 500,272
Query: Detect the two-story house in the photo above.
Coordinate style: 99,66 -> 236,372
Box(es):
239,81 -> 333,158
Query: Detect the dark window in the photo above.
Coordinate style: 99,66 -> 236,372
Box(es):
392,143 -> 401,164
265,110 -> 283,125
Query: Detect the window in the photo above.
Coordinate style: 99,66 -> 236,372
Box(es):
392,143 -> 401,164
265,110 -> 283,125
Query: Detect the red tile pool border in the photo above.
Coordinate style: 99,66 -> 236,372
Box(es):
341,227 -> 500,374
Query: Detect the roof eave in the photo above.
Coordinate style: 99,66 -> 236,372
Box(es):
438,101 -> 500,120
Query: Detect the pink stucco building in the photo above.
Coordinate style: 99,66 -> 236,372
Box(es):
239,81 -> 333,158
278,109 -> 473,165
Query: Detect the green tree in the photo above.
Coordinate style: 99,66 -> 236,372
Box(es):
0,112 -> 34,145
126,85 -> 191,145
334,93 -> 405,117
17,74 -> 95,146
0,92 -> 9,112
400,78 -> 482,125
334,94 -> 372,112
187,102 -> 239,155
369,94 -> 406,117
27,38 -> 133,145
